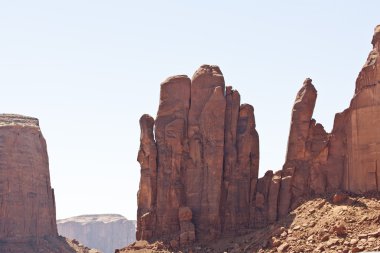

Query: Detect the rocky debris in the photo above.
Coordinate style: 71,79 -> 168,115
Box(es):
116,240 -> 170,253
332,193 -> 348,204
134,25 -> 380,247
254,195 -> 380,253
333,222 -> 347,237
0,114 -> 99,253
120,195 -> 380,252
66,237 -> 102,253
57,214 -> 136,253
277,242 -> 289,253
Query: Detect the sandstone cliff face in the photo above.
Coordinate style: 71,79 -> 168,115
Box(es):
0,114 -> 99,253
343,25 -> 380,193
271,25 -> 380,211
136,26 -> 380,246
57,214 -> 136,253
284,24 -> 380,195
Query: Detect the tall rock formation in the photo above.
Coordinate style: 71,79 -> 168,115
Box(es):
136,65 -> 259,245
0,115 -> 57,239
136,114 -> 157,241
136,25 -> 380,246
0,114 -> 99,253
187,66 -> 226,240
57,214 -> 136,253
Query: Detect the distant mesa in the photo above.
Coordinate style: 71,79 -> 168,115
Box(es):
58,214 -> 136,253
133,25 -> 380,248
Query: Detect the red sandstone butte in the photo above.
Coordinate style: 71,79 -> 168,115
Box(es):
0,115 -> 57,239
0,114 -> 100,253
136,25 -> 380,245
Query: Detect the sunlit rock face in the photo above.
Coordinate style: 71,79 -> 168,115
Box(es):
57,214 -> 136,253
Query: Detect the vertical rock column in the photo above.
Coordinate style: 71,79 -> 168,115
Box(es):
0,114 -> 57,239
285,78 -> 317,162
221,87 -> 240,233
154,76 -> 191,238
186,65 -> 226,240
236,104 -> 259,230
136,114 -> 157,240
282,78 -> 329,211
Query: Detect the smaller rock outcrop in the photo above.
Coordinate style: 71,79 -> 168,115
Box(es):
57,214 -> 136,253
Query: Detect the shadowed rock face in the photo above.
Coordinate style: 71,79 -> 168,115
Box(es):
136,26 -> 380,245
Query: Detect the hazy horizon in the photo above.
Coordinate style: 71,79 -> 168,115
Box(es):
1,1 -> 379,220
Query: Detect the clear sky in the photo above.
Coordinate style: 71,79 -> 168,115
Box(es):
0,1 -> 379,220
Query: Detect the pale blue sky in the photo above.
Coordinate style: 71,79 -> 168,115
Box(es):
0,1 -> 379,220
